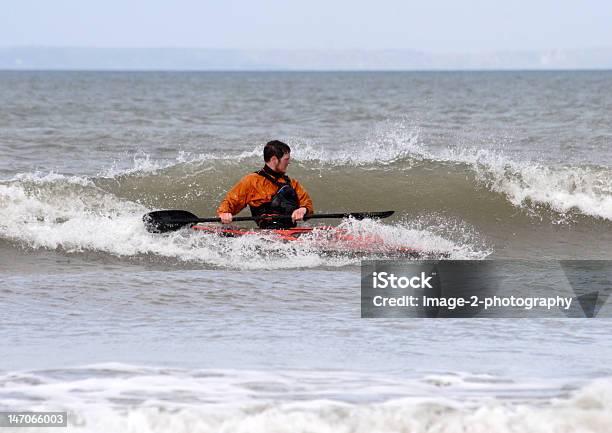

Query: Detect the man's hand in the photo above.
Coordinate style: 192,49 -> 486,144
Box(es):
219,213 -> 233,224
291,207 -> 307,222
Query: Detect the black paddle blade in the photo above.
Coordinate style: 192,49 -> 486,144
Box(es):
348,210 -> 394,220
143,210 -> 199,233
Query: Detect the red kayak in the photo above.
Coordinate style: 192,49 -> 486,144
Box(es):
143,210 -> 448,258
192,224 -> 431,258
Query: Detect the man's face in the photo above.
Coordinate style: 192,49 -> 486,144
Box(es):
275,153 -> 291,173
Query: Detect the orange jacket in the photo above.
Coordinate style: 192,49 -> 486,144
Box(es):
217,172 -> 314,216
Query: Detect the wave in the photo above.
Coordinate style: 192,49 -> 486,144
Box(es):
1,364 -> 611,433
93,154 -> 612,226
0,173 -> 483,268
92,121 -> 611,222
1,122 -> 609,264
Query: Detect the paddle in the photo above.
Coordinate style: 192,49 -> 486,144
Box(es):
143,209 -> 395,233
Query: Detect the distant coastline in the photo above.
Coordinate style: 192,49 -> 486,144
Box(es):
1,46 -> 611,71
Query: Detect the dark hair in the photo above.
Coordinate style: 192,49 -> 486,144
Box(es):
263,140 -> 291,162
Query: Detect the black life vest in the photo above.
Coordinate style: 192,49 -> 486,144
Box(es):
250,167 -> 300,229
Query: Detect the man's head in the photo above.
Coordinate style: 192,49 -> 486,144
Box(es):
264,140 -> 291,174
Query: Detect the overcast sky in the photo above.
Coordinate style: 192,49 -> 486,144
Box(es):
3,0 -> 612,53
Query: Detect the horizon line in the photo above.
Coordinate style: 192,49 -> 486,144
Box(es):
2,45 -> 612,53
2,68 -> 612,73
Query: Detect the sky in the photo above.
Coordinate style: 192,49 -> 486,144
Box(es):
2,0 -> 612,53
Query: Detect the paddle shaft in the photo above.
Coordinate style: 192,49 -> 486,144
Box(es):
159,212 -> 388,224
143,209 -> 395,233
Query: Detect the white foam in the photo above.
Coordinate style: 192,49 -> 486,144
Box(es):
1,365 -> 611,433
99,151 -> 172,177
10,171 -> 94,187
334,218 -> 489,260
281,121 -> 424,166
479,162 -> 612,221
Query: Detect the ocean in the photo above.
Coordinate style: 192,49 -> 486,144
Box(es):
1,71 -> 611,432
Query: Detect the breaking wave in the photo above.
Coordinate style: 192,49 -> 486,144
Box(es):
0,122 -> 609,266
1,364 -> 611,433
0,172 -> 483,269
94,122 -> 612,222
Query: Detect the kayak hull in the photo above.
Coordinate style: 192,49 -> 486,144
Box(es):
191,225 -> 440,258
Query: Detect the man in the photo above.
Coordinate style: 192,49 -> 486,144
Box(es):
217,140 -> 314,229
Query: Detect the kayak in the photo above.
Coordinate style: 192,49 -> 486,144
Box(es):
143,209 -> 450,258
191,224 -> 443,258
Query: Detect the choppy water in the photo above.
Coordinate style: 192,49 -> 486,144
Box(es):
1,71 -> 611,432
